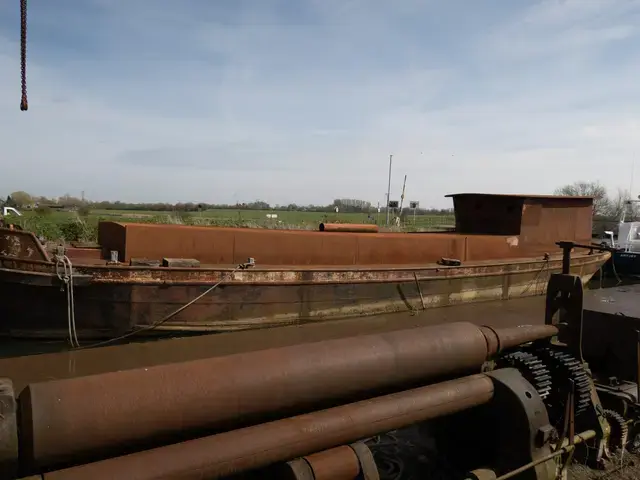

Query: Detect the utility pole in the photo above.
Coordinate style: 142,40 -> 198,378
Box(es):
386,154 -> 393,225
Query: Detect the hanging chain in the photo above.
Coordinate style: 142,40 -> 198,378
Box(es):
20,0 -> 28,111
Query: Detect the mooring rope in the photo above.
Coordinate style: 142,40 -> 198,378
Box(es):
73,260 -> 255,350
55,253 -> 79,348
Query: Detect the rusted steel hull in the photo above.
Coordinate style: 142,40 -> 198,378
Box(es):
0,251 -> 608,340
0,225 -> 610,339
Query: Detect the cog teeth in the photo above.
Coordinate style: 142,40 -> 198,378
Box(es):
603,409 -> 630,453
495,350 -> 553,403
525,346 -> 594,422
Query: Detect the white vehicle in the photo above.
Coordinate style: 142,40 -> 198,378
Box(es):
1,207 -> 22,217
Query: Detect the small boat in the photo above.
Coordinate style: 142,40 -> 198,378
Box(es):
0,193 -> 610,342
599,199 -> 640,277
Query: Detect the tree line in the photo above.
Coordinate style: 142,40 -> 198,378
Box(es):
553,181 -> 639,220
0,191 -> 454,216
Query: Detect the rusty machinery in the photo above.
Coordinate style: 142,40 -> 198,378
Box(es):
0,240 -> 634,479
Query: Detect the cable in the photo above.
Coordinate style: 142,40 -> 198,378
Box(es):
73,262 -> 251,350
55,254 -> 80,348
519,256 -> 550,296
20,0 -> 28,111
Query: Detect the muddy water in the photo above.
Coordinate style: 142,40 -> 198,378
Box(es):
0,294 -> 547,394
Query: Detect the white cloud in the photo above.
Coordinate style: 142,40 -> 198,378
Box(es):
0,1 -> 640,206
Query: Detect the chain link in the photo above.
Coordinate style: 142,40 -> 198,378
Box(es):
20,0 -> 28,111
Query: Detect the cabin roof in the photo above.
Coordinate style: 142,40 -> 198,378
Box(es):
445,193 -> 594,200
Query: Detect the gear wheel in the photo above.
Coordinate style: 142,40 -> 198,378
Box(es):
495,350 -> 552,400
603,409 -> 629,457
534,347 -> 592,424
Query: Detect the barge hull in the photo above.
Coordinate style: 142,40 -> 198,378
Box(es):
0,252 -> 607,340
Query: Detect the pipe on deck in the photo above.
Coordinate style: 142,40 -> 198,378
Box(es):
40,374 -> 495,480
19,322 -> 558,470
318,223 -> 379,233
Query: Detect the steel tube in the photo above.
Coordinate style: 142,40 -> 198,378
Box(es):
283,444 -> 363,480
19,322 -> 557,470
20,322 -> 488,468
304,445 -> 361,479
318,223 -> 379,233
480,324 -> 559,356
41,374 -> 495,480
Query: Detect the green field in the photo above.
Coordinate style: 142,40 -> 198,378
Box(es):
7,208 -> 455,243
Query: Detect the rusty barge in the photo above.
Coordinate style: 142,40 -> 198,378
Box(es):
0,193 -> 609,341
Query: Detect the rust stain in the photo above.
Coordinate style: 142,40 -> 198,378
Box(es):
0,228 -> 48,261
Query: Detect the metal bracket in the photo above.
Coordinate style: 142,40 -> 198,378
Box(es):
544,274 -> 583,358
484,368 -> 556,480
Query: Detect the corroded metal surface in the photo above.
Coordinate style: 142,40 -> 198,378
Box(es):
319,223 -> 379,233
0,249 -> 609,339
96,220 -> 591,266
18,323 -> 558,471
19,322 -> 494,469
99,222 -> 472,265
449,194 -> 594,247
0,228 -> 48,262
38,374 -> 496,480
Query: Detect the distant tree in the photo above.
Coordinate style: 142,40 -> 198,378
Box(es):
554,181 -> 609,216
4,195 -> 17,208
78,205 -> 91,217
606,188 -> 640,221
58,194 -> 84,208
9,191 -> 32,207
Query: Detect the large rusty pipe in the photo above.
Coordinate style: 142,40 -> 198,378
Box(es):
19,322 -> 557,470
40,374 -> 495,480
319,223 -> 379,233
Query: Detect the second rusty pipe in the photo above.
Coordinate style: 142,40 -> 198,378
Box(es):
319,223 -> 379,233
40,374 -> 495,480
19,322 -> 557,470
276,444 -> 368,480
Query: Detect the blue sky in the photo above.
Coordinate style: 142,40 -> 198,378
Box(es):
0,0 -> 639,208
